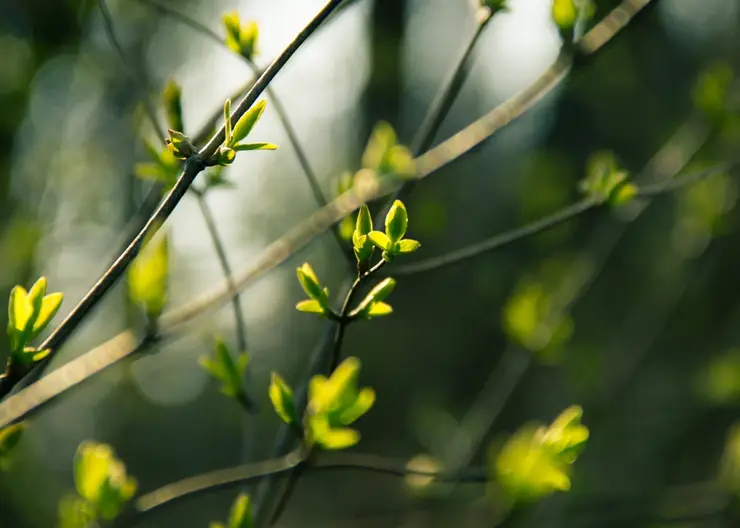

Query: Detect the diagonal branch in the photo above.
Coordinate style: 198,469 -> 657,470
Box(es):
134,0 -> 350,259
0,0 -> 347,400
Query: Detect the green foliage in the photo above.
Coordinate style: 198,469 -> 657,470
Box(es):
492,405 -> 589,506
720,423 -> 740,496
166,128 -> 197,160
162,78 -> 184,133
305,357 -> 375,450
6,276 -> 63,365
361,122 -> 415,179
210,493 -> 253,528
128,229 -> 169,320
269,372 -> 299,426
692,62 -> 735,124
68,441 -> 137,523
352,204 -> 375,272
368,200 -> 421,262
295,262 -> 331,317
502,255 -> 592,362
223,12 -> 259,61
349,277 -> 396,320
0,422 -> 25,470
58,495 -> 96,528
218,98 -> 277,166
698,348 -> 740,404
135,139 -> 181,191
552,0 -> 594,31
199,338 -> 250,400
578,151 -> 636,207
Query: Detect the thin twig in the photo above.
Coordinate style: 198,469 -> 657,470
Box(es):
267,258 -> 387,526
388,161 -> 738,276
0,0 -> 655,419
195,191 -> 255,411
135,0 -> 350,259
97,0 -> 166,140
157,0 -> 654,333
377,8 -> 494,223
0,0 -> 346,399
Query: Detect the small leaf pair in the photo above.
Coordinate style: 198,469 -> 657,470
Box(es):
352,205 -> 375,272
578,151 -> 637,207
367,200 -> 421,262
492,405 -> 589,506
165,129 -> 198,160
361,122 -> 415,179
210,493 -> 253,528
7,277 -> 63,366
295,263 -> 331,317
128,230 -> 169,321
71,441 -> 137,522
223,12 -> 259,61
217,99 -> 278,166
199,338 -> 250,402
269,357 -> 375,450
349,277 -> 396,320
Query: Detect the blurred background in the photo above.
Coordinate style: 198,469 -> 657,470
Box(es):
1,0 -> 740,526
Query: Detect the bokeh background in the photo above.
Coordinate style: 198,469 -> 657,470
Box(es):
1,0 -> 740,526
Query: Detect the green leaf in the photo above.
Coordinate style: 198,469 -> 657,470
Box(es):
316,424 -> 360,450
385,200 -> 408,243
296,263 -> 325,304
73,441 -> 137,516
27,276 -> 47,312
296,299 -> 325,315
129,230 -> 169,319
227,493 -> 253,528
366,301 -> 393,318
223,11 -> 242,54
396,239 -> 421,254
232,142 -> 278,151
338,387 -> 375,425
162,79 -> 184,132
232,100 -> 267,145
609,182 -> 637,207
351,278 -> 396,318
216,146 -> 237,166
355,205 -> 373,238
8,286 -> 34,340
362,121 -> 397,171
58,494 -> 97,528
224,98 -> 233,146
31,292 -> 63,337
0,422 -> 26,470
269,373 -> 298,425
367,231 -> 390,250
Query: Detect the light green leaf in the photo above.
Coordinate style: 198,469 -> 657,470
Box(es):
232,100 -> 267,145
31,292 -> 63,336
227,493 -> 253,528
162,79 -> 183,132
366,302 -> 393,318
296,299 -> 325,315
367,231 -> 390,250
396,239 -> 421,254
232,142 -> 278,151
27,277 -> 47,312
74,441 -> 114,502
224,98 -> 233,146
385,200 -> 408,243
296,263 -> 325,303
58,494 -> 97,528
128,230 -> 169,319
8,286 -> 33,335
269,372 -> 298,425
338,387 -> 375,425
0,422 -> 26,469
316,426 -> 360,450
223,11 -> 242,54
355,205 -> 373,238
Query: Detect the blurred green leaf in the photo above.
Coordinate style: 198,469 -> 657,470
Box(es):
231,100 -> 267,146
162,79 -> 184,132
128,229 -> 169,320
269,373 -> 298,426
199,338 -> 249,399
0,422 -> 26,470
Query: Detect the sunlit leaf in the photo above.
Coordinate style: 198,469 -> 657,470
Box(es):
396,239 -> 421,254
269,373 -> 298,425
232,142 -> 278,151
0,422 -> 26,470
367,231 -> 390,250
295,299 -> 325,315
385,200 -> 408,243
128,229 -> 169,319
232,100 -> 267,146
